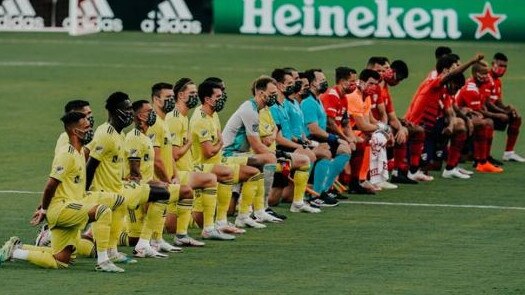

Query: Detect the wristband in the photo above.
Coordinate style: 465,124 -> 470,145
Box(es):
327,133 -> 339,144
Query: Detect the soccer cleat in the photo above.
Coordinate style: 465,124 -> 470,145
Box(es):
319,192 -> 339,207
95,260 -> 125,273
290,202 -> 321,213
253,210 -> 283,223
457,167 -> 474,175
110,252 -> 137,264
265,208 -> 287,220
376,181 -> 398,190
235,215 -> 266,229
502,151 -> 525,163
133,246 -> 168,258
348,184 -> 376,195
442,167 -> 471,179
328,191 -> 348,200
201,228 -> 236,240
156,239 -> 183,253
359,180 -> 382,191
216,221 -> 246,234
35,224 -> 51,247
0,236 -> 21,264
174,235 -> 206,247
408,170 -> 434,182
390,170 -> 419,184
476,162 -> 504,173
488,156 -> 504,166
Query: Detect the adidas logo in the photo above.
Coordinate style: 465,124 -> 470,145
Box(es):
63,0 -> 122,32
0,0 -> 44,30
141,0 -> 202,34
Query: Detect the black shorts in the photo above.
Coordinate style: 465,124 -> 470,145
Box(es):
276,145 -> 296,153
328,140 -> 340,158
272,172 -> 289,188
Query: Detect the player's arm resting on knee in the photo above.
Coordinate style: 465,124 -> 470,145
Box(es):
479,104 -> 508,122
443,107 -> 456,135
388,111 -> 408,144
376,102 -> 389,124
152,147 -> 171,183
486,99 -> 507,114
248,134 -> 273,154
275,129 -> 302,150
31,178 -> 60,226
326,117 -> 351,142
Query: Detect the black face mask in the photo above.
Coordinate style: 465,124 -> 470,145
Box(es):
146,110 -> 157,126
317,81 -> 329,94
186,94 -> 199,109
283,85 -> 295,97
300,90 -> 312,100
77,128 -> 94,145
222,91 -> 228,101
266,93 -> 278,107
163,97 -> 175,113
87,116 -> 95,128
116,109 -> 133,128
293,80 -> 302,93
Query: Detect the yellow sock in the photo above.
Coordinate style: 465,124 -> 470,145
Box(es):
239,175 -> 261,215
27,251 -> 60,269
175,199 -> 193,235
253,177 -> 265,211
21,244 -> 52,253
216,183 -> 232,222
93,204 -> 112,252
292,170 -> 309,204
201,188 -> 217,229
77,238 -> 96,257
142,202 -> 166,240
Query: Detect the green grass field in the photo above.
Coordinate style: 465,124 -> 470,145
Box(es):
1,32 -> 524,294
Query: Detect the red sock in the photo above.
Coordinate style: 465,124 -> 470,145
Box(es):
473,127 -> 486,162
350,142 -> 365,182
447,131 -> 467,168
393,143 -> 408,172
484,124 -> 494,159
506,116 -> 521,151
409,130 -> 425,168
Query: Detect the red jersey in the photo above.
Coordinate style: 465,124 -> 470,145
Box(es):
455,78 -> 489,111
381,84 -> 395,114
489,72 -> 503,103
320,86 -> 347,128
405,76 -> 448,128
369,86 -> 385,121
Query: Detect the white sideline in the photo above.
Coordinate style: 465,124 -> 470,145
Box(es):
339,200 -> 525,211
306,40 -> 375,52
1,190 -> 524,211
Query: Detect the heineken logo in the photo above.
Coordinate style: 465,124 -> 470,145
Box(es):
237,0 -> 508,40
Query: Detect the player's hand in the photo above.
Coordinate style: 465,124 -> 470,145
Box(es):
348,142 -> 356,151
395,127 -> 408,144
473,53 -> 484,62
443,124 -> 454,136
30,208 -> 46,226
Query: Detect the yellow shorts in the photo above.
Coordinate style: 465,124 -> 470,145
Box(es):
122,181 -> 151,210
223,156 -> 248,183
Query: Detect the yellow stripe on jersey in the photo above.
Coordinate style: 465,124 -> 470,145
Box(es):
146,115 -> 174,180
190,105 -> 222,164
166,108 -> 194,171
49,144 -> 86,206
123,128 -> 155,182
88,122 -> 125,193
258,107 -> 277,151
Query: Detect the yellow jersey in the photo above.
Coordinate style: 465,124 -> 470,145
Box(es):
49,144 -> 86,207
258,107 -> 277,151
123,128 -> 155,182
166,108 -> 193,171
190,105 -> 222,164
54,132 -> 69,155
146,115 -> 174,180
88,122 -> 125,193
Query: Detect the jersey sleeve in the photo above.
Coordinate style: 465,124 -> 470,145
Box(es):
89,132 -> 112,161
193,117 -> 214,143
240,104 -> 260,136
49,151 -> 72,182
320,93 -> 339,119
301,99 -> 318,125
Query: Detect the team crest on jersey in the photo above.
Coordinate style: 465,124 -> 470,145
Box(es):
144,154 -> 150,161
201,129 -> 209,137
74,175 -> 81,184
252,124 -> 259,133
148,134 -> 155,140
54,166 -> 64,175
130,149 -> 138,157
164,137 -> 168,145
95,146 -> 104,152
112,155 -> 119,163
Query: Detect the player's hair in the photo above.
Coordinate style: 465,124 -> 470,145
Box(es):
252,76 -> 277,95
304,69 -> 323,83
335,67 -> 357,83
198,81 -> 222,104
105,91 -> 130,111
132,100 -> 150,112
366,56 -> 389,67
449,53 -> 461,63
61,111 -> 86,128
173,78 -> 194,101
449,73 -> 466,88
436,55 -> 457,74
298,72 -> 308,80
390,60 -> 409,80
359,69 -> 381,82
471,61 -> 489,75
271,68 -> 292,83
283,67 -> 297,73
151,82 -> 173,98
435,46 -> 452,59
493,52 -> 508,62
64,100 -> 90,113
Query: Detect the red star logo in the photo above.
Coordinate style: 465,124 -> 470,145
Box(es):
469,2 -> 507,40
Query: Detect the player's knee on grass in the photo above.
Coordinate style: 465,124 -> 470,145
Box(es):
54,245 -> 75,265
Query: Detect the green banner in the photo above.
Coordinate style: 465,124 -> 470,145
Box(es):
214,0 -> 523,41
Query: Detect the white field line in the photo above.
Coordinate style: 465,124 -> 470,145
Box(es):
340,200 -> 525,211
306,40 -> 375,52
0,190 -> 41,194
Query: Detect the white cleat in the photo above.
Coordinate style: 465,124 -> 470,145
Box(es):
457,167 -> 474,175
502,151 -> 525,162
201,228 -> 235,240
376,181 -> 398,190
235,215 -> 266,229
35,224 -> 51,247
442,167 -> 471,179
360,180 -> 382,191
408,170 -> 434,182
156,239 -> 183,253
0,236 -> 21,264
133,246 -> 168,258
174,235 -> 205,247
110,252 -> 137,264
290,202 -> 321,213
95,260 -> 125,273
216,221 -> 246,234
253,210 -> 283,223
